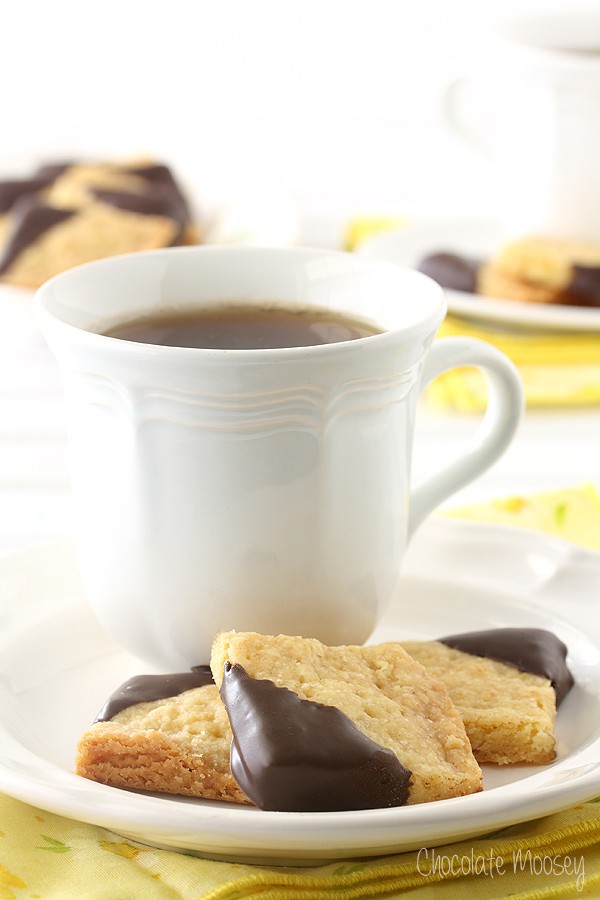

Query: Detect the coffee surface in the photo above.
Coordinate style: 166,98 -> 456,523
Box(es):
104,304 -> 382,349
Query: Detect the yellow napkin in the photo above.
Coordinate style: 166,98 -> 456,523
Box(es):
1,485 -> 599,899
429,315 -> 600,411
344,216 -> 407,251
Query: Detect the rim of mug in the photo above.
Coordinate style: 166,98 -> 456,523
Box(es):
34,245 -> 447,360
494,11 -> 600,70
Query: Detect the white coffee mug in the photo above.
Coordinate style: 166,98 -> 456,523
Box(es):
36,246 -> 522,669
446,11 -> 600,242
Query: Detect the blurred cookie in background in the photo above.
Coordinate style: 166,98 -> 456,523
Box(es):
418,236 -> 600,309
482,236 -> 600,308
0,159 -> 199,288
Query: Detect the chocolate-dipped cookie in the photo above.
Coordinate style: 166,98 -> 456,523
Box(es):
0,158 -> 200,288
211,630 -> 483,810
402,628 -> 573,765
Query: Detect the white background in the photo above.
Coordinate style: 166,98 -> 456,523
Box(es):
4,0 -> 594,224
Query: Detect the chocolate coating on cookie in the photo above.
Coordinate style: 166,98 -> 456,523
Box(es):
94,668 -> 214,722
95,162 -> 191,231
417,252 -> 481,293
0,163 -> 72,214
92,187 -> 188,229
439,628 -> 574,705
569,265 -> 600,307
0,177 -> 53,214
33,161 -> 73,181
219,661 -> 411,812
128,163 -> 187,194
0,198 -> 75,275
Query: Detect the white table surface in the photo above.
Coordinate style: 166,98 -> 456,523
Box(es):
1,280 -> 598,558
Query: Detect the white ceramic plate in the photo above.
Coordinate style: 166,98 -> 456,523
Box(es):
1,518 -> 599,865
357,219 -> 600,332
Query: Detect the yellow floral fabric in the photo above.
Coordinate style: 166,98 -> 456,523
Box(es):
1,794 -> 599,899
1,486 -> 599,898
445,483 -> 600,552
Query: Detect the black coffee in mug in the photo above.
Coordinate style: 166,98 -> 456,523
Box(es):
103,304 -> 382,350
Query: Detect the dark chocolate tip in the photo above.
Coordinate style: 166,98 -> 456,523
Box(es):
569,265 -> 600,306
32,161 -> 73,181
0,177 -> 53,214
439,628 -> 574,706
219,662 -> 412,812
0,163 -> 72,214
96,162 -> 192,230
91,186 -> 179,219
127,163 -> 182,188
417,252 -> 481,294
94,668 -> 214,723
92,182 -> 190,235
0,198 -> 75,275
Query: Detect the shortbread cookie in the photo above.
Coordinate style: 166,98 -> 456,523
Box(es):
44,163 -> 154,209
211,631 -> 483,810
493,236 -> 600,305
75,669 -> 249,804
0,158 -> 199,288
477,261 -> 584,306
45,161 -> 198,244
401,628 -> 573,765
0,198 -> 180,288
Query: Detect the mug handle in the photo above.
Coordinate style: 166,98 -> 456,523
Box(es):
408,337 -> 523,540
443,74 -> 494,158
